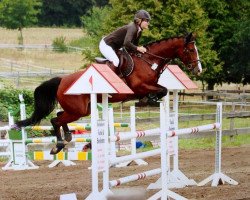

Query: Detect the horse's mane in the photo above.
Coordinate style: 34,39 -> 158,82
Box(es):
145,35 -> 184,47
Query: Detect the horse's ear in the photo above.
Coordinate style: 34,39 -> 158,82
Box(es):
185,32 -> 196,44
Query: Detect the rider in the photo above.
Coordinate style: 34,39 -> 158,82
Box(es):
99,10 -> 151,72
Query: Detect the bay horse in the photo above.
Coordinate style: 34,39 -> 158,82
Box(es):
14,32 -> 202,154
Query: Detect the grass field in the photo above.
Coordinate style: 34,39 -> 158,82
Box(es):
0,27 -> 88,88
0,27 -> 84,44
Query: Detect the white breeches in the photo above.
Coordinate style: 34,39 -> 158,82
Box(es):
99,38 -> 119,67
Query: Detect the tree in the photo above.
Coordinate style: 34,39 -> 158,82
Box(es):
38,0 -> 95,27
0,0 -> 41,45
94,0 -> 109,7
220,0 -> 250,85
80,6 -> 112,62
200,0 -> 250,86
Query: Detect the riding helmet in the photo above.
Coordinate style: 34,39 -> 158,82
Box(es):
134,10 -> 151,21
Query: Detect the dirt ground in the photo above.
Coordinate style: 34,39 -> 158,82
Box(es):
0,146 -> 250,200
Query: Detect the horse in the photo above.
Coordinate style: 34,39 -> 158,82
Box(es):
14,32 -> 202,154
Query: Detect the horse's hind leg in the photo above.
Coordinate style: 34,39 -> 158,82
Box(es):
56,111 -> 72,142
50,116 -> 64,154
50,111 -> 83,154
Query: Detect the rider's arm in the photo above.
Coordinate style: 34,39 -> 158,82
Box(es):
123,25 -> 138,52
124,25 -> 146,53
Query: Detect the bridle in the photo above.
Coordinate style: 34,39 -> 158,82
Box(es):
183,41 -> 202,73
135,40 -> 201,75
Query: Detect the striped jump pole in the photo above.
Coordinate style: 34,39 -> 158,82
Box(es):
110,123 -> 219,142
109,168 -> 162,187
25,122 -> 128,132
166,123 -> 220,137
110,128 -> 160,142
26,124 -> 91,131
25,137 -> 91,144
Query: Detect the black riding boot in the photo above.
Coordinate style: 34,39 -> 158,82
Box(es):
106,61 -> 122,78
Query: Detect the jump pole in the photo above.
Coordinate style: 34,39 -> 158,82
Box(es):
170,90 -> 197,186
86,93 -> 106,199
198,102 -> 238,187
148,96 -> 187,200
108,100 -> 187,200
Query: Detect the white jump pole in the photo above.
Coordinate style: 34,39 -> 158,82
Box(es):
86,93 -> 103,199
87,93 -> 112,199
171,90 -> 197,184
198,102 -> 238,187
108,107 -> 116,162
101,94 -> 112,197
20,95 -> 38,169
148,99 -> 187,200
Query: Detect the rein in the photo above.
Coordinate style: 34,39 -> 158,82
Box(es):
136,51 -> 171,71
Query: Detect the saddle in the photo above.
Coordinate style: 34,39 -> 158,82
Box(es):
95,48 -> 134,77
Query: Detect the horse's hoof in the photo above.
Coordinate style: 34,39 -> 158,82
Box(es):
50,146 -> 64,155
50,147 -> 59,155
64,132 -> 72,142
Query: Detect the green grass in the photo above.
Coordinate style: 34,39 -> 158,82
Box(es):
0,156 -> 8,162
179,118 -> 250,130
179,133 -> 250,149
117,134 -> 250,157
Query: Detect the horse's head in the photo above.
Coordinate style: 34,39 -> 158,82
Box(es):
181,33 -> 202,75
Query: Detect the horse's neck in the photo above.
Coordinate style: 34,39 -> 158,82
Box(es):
149,37 -> 184,59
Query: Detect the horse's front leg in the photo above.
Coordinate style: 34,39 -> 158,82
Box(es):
138,84 -> 168,105
149,85 -> 168,101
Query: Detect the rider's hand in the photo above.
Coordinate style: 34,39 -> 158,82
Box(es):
137,46 -> 147,53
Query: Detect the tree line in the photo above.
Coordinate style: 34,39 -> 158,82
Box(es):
0,0 -> 249,90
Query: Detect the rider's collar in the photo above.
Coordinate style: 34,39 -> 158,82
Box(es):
138,26 -> 142,34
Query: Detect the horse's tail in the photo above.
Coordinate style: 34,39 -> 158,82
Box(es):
15,77 -> 62,127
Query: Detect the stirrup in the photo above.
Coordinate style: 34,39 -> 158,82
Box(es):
95,57 -> 108,64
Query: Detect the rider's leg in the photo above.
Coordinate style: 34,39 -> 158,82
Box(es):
99,38 -> 119,67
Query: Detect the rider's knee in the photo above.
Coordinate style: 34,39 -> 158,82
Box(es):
113,58 -> 119,67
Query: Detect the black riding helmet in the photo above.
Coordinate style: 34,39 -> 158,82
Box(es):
134,10 -> 151,21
